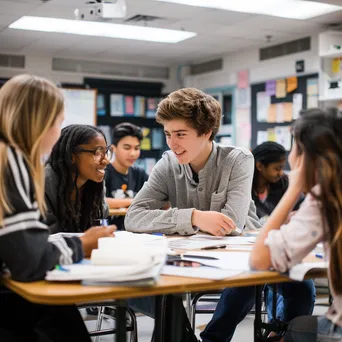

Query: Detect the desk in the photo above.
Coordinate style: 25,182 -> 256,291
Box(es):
3,265 -> 326,342
109,208 -> 127,216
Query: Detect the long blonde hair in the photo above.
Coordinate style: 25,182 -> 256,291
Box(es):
0,74 -> 64,224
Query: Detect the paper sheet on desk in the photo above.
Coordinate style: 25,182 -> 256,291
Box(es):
182,251 -> 251,270
289,261 -> 328,281
168,236 -> 255,250
115,231 -> 166,243
162,265 -> 246,280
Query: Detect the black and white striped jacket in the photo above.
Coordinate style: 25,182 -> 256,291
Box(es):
0,146 -> 83,282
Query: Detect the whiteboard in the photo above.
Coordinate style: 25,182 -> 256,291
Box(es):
60,88 -> 97,127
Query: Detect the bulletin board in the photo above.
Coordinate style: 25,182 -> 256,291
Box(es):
251,73 -> 318,152
60,88 -> 97,127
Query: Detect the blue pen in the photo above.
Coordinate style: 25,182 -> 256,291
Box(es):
152,233 -> 163,236
56,265 -> 70,272
315,253 -> 323,259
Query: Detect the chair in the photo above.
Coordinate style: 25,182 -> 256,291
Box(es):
189,289 -> 268,331
79,303 -> 138,342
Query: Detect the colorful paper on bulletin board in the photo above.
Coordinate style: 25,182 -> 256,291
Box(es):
307,95 -> 318,108
275,126 -> 292,151
276,103 -> 284,123
256,92 -> 270,122
276,79 -> 286,98
307,78 -> 318,96
266,80 -> 276,96
237,69 -> 249,89
286,77 -> 297,93
267,104 -> 276,123
284,102 -> 293,122
267,128 -> 276,142
124,96 -> 135,115
257,131 -> 268,145
332,58 -> 341,73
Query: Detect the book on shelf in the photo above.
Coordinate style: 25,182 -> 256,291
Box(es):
151,128 -> 164,150
146,97 -> 157,118
124,95 -> 135,116
140,127 -> 152,150
110,94 -> 124,116
135,96 -> 146,117
97,94 -> 106,116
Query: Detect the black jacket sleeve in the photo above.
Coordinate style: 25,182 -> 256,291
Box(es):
0,147 -> 83,282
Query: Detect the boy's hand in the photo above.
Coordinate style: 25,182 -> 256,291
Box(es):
192,210 -> 236,236
80,225 -> 116,257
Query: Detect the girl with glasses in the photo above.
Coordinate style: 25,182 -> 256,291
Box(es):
45,124 -> 114,233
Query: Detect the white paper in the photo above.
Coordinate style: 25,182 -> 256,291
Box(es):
292,93 -> 303,120
256,92 -> 270,122
257,131 -> 268,145
275,126 -> 292,151
289,261 -> 328,281
182,251 -> 251,270
168,236 -> 255,250
276,103 -> 285,123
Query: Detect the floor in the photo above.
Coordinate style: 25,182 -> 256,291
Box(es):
82,294 -> 329,342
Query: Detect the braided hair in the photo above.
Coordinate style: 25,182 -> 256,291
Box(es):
251,141 -> 286,195
47,125 -> 106,232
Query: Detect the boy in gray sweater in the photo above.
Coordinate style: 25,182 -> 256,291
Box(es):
125,88 -> 263,341
125,88 -> 260,236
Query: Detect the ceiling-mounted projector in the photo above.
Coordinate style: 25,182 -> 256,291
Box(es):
74,0 -> 127,20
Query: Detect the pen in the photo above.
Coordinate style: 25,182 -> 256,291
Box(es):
152,232 -> 164,236
201,245 -> 227,250
315,253 -> 323,259
182,255 -> 219,260
55,265 -> 70,272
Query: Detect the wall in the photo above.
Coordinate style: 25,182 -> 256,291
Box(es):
0,52 -> 179,93
185,35 -> 320,89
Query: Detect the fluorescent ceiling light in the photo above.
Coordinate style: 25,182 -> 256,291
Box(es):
9,16 -> 196,43
156,0 -> 342,20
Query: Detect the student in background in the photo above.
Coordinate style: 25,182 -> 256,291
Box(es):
250,108 -> 342,341
252,141 -> 315,324
0,75 -> 114,342
45,124 -> 112,233
105,122 -> 148,230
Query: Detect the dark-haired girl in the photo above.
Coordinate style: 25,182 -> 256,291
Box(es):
45,124 -> 113,233
251,108 -> 342,341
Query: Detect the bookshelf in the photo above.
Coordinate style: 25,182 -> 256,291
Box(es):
318,31 -> 342,109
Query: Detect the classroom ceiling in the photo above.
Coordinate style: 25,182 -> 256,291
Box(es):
0,0 -> 341,66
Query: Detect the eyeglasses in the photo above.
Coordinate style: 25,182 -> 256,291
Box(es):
76,146 -> 113,163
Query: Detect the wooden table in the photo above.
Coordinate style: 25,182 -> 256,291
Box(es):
109,208 -> 127,216
3,264 -> 326,342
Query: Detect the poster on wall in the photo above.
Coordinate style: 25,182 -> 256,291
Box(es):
235,108 -> 251,149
